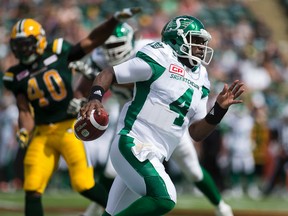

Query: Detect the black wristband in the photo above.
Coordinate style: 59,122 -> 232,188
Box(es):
205,102 -> 228,125
88,85 -> 105,102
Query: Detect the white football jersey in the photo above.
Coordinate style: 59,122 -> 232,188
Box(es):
90,39 -> 154,104
90,39 -> 153,69
114,42 -> 210,160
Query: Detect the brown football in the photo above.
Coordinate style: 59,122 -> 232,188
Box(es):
74,109 -> 109,141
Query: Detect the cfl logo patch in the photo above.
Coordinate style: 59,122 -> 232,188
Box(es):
169,64 -> 184,76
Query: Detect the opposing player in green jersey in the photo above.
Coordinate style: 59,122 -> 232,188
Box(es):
2,8 -> 140,216
80,15 -> 245,216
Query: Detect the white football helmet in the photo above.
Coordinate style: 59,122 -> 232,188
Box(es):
102,22 -> 135,66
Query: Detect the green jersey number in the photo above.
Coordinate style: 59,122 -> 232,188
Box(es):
169,89 -> 193,126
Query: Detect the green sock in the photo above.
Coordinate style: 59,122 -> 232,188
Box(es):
25,193 -> 43,216
231,171 -> 241,186
80,183 -> 108,208
116,196 -> 175,216
195,167 -> 221,205
247,172 -> 255,185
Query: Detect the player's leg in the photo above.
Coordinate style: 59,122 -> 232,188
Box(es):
99,155 -> 117,192
56,156 -> 71,189
230,156 -> 244,197
60,119 -> 108,207
104,175 -> 140,215
105,135 -> 176,216
262,157 -> 284,195
243,155 -> 261,199
23,129 -> 60,216
81,156 -> 117,216
172,129 -> 233,216
172,130 -> 221,203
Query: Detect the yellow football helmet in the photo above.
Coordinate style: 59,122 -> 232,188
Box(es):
10,18 -> 47,65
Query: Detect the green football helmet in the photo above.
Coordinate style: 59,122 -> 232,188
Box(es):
161,15 -> 213,66
102,22 -> 135,66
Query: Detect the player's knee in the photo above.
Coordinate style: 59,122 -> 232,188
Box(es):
185,164 -> 203,182
190,170 -> 203,182
71,175 -> 94,192
24,175 -> 46,193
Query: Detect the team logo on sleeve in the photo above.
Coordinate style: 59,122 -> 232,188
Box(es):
169,64 -> 184,76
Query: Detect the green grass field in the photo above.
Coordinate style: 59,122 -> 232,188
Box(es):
1,189 -> 288,216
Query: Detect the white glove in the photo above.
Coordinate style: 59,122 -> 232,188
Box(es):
114,7 -> 142,21
68,61 -> 95,80
67,98 -> 88,116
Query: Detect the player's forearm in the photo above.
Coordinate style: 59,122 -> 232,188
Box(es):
80,17 -> 118,54
16,93 -> 35,132
92,67 -> 116,93
18,111 -> 34,133
188,119 -> 216,142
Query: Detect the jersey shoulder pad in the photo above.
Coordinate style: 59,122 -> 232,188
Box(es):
134,39 -> 154,53
2,65 -> 27,94
50,38 -> 72,55
136,41 -> 172,67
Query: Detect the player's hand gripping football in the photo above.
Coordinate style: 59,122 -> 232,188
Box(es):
114,7 -> 142,21
67,97 -> 88,116
80,99 -> 104,120
16,128 -> 30,148
216,80 -> 245,109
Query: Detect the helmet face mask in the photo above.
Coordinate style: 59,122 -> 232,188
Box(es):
161,15 -> 214,67
102,22 -> 134,66
10,19 -> 47,65
10,36 -> 38,65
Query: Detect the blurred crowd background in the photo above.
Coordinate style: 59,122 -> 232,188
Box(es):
1,0 -> 288,201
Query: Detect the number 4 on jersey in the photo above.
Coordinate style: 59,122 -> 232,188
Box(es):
169,88 -> 193,126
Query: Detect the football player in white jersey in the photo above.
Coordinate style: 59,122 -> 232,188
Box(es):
78,16 -> 244,216
71,22 -> 235,216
